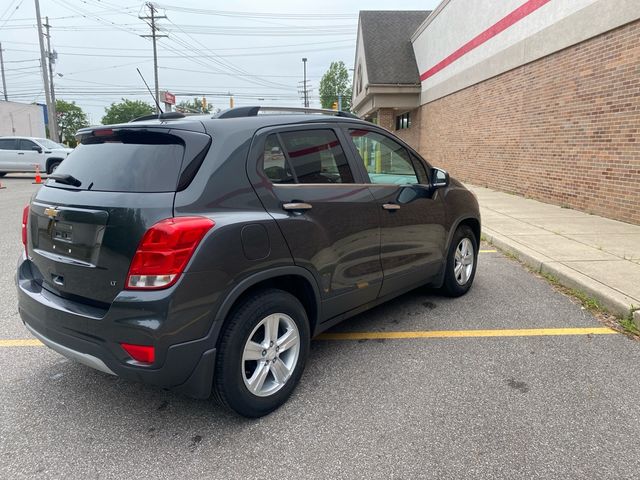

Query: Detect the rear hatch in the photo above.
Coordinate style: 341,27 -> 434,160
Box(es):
26,126 -> 211,307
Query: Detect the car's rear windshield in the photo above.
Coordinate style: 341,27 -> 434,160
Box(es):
49,130 -> 185,192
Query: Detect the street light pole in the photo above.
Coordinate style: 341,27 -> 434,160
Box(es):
140,2 -> 167,113
0,43 -> 7,100
44,17 -> 59,142
302,57 -> 308,108
34,0 -> 57,140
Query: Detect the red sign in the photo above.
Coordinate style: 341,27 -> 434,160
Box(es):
162,91 -> 176,105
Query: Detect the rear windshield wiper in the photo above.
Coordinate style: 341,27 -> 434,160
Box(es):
49,173 -> 82,187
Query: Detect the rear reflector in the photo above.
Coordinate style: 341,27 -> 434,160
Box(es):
120,343 -> 155,363
21,205 -> 29,254
126,216 -> 215,290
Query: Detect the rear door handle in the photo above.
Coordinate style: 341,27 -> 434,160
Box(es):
382,203 -> 401,211
18,152 -> 24,155
283,202 -> 313,211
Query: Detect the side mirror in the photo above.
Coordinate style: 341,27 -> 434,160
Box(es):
31,146 -> 43,153
431,167 -> 449,188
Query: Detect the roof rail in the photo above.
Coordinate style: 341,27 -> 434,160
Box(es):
130,111 -> 186,122
214,106 -> 360,120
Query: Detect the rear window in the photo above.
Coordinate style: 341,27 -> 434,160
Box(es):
49,131 -> 185,192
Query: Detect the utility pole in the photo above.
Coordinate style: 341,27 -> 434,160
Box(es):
35,0 -> 56,140
302,57 -> 309,108
0,43 -> 7,101
139,2 -> 167,114
44,17 -> 59,142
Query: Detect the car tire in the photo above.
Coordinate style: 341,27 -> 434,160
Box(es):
214,288 -> 310,418
441,225 -> 478,297
48,161 -> 61,174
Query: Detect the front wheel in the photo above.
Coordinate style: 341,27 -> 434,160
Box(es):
47,161 -> 61,174
441,225 -> 478,297
214,289 -> 310,418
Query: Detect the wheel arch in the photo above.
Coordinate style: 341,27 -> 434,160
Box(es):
212,266 -> 321,347
45,157 -> 64,174
446,215 -> 481,252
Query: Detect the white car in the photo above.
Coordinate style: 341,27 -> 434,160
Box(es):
0,136 -> 73,176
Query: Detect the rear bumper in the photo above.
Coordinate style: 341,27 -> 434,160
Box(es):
16,255 -> 218,398
24,321 -> 116,375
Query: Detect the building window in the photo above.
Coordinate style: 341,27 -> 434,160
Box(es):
356,64 -> 363,95
395,112 -> 411,130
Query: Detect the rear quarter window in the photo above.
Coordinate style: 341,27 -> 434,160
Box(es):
50,131 -> 185,192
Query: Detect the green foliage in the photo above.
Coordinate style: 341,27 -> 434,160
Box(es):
55,99 -> 89,147
101,99 -> 154,125
318,61 -> 352,111
176,97 -> 212,114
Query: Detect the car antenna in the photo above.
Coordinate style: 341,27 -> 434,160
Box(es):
136,68 -> 163,115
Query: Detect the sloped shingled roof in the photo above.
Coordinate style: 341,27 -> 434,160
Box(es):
359,10 -> 431,85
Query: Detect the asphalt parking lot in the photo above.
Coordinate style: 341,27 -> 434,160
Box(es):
1,175 -> 640,479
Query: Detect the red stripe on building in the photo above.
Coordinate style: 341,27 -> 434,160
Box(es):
419,0 -> 552,82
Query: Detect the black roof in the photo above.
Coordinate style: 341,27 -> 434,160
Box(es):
358,10 -> 431,85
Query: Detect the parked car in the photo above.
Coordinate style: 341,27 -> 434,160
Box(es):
16,107 -> 480,417
0,136 -> 72,176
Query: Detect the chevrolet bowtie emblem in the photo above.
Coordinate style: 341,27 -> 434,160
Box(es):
44,207 -> 59,219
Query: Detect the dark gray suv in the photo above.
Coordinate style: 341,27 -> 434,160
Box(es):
16,107 -> 480,417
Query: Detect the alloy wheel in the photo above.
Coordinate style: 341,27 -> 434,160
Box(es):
241,313 -> 300,397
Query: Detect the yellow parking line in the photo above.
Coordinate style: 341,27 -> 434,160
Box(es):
479,249 -> 497,253
316,327 -> 616,341
0,339 -> 43,347
0,327 -> 616,347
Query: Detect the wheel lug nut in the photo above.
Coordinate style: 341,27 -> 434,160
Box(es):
261,350 -> 266,356
270,341 -> 274,347
275,346 -> 279,352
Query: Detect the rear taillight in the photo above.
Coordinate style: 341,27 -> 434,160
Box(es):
21,205 -> 29,255
125,216 -> 214,290
120,343 -> 155,364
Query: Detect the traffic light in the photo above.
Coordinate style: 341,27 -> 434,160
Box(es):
202,97 -> 207,110
331,101 -> 338,110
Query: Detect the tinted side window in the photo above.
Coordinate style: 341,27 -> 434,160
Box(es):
262,134 -> 295,184
278,129 -> 354,184
18,139 -> 38,151
349,129 -> 418,185
0,139 -> 18,150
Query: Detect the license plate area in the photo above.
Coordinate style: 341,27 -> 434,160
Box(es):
31,202 -> 109,266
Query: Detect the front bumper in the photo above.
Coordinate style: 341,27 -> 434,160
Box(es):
16,256 -> 217,398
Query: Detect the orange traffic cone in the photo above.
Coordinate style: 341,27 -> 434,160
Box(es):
33,164 -> 42,185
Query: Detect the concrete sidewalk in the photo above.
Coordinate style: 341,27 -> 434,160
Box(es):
466,185 -> 640,321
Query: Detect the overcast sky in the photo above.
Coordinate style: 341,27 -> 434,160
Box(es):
0,0 -> 439,123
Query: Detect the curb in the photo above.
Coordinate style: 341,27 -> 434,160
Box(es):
482,227 -> 634,319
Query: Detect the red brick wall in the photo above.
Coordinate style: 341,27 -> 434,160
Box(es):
419,20 -> 640,225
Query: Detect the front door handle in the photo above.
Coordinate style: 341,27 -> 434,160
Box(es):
283,202 -> 313,211
18,152 -> 24,155
382,203 -> 401,211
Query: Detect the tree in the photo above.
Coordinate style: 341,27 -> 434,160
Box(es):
55,99 -> 89,147
176,97 -> 212,114
101,99 -> 154,125
319,61 -> 352,111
